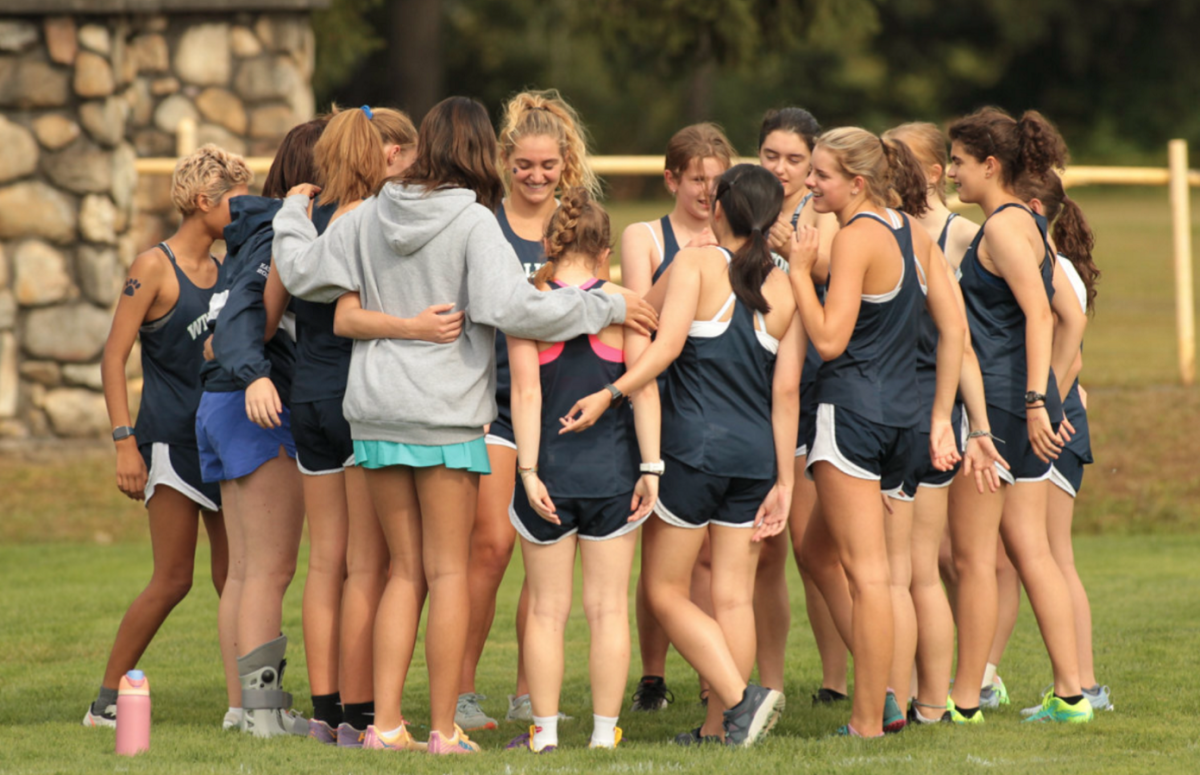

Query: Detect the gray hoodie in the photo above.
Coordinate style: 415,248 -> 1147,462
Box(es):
272,183 -> 627,446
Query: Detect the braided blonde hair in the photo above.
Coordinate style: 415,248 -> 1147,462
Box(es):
534,187 -> 610,286
498,89 -> 599,199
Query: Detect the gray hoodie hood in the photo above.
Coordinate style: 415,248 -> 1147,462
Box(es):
377,183 -> 478,256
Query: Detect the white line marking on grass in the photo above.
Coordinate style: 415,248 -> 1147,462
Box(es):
836,755 -> 915,766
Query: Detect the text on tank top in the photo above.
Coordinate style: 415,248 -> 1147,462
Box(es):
661,248 -> 779,479
136,242 -> 223,447
532,278 -> 641,497
958,202 -> 1062,421
813,209 -> 923,429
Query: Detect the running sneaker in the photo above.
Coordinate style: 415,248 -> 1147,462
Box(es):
812,687 -> 849,705
883,691 -> 906,733
336,723 -> 366,748
1083,685 -> 1114,712
1021,686 -> 1055,717
630,676 -> 675,712
221,708 -> 242,731
946,697 -> 985,725
980,675 -> 1011,709
427,725 -> 481,754
506,694 -> 572,723
308,718 -> 337,744
907,704 -> 950,724
506,725 -> 557,753
455,693 -> 497,731
674,726 -> 721,746
1022,693 -> 1094,724
722,685 -> 784,747
82,703 -> 116,729
589,727 -> 622,749
363,723 -> 427,752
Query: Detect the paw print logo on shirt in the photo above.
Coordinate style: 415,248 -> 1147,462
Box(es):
124,278 -> 141,296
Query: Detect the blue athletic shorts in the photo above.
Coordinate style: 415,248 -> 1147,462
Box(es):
897,404 -> 965,499
510,489 -> 646,544
139,442 -> 221,511
987,404 -> 1056,485
1050,448 -> 1086,498
195,390 -> 297,483
290,397 -> 354,475
805,403 -> 917,496
655,454 -> 774,529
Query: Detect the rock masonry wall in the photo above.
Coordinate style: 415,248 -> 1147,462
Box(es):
0,11 -> 316,439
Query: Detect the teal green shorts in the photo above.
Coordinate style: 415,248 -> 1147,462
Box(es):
353,437 -> 492,475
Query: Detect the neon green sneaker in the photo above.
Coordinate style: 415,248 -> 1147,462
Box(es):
1022,693 -> 1094,724
946,697 -> 985,725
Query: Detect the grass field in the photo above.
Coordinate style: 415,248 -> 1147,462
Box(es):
2,187 -> 1199,773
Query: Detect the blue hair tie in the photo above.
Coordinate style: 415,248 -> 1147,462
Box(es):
361,105 -> 374,120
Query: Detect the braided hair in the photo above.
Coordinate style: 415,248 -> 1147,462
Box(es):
535,187 -> 612,286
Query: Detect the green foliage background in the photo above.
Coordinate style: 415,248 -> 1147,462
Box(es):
312,0 -> 1200,162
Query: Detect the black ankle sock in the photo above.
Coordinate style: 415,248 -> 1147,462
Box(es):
956,705 -> 980,718
312,692 -> 343,726
343,701 -> 374,731
1055,693 -> 1084,706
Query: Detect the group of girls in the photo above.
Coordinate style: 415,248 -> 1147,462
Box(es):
89,83 -> 1106,753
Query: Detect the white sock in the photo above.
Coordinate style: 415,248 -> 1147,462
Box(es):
914,706 -> 944,724
531,714 -> 558,751
379,722 -> 406,740
982,663 -> 998,689
590,714 -> 619,748
228,707 -> 242,716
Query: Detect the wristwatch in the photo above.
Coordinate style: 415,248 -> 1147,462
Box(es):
603,383 -> 625,407
112,426 -> 135,442
639,460 -> 665,476
1023,391 -> 1046,405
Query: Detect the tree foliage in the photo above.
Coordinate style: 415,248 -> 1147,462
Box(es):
314,0 -> 1200,163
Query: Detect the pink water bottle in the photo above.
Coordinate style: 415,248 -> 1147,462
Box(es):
115,670 -> 151,755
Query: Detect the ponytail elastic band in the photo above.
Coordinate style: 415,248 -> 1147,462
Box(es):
361,105 -> 374,120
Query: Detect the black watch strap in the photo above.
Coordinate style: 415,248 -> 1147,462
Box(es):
112,426 -> 135,442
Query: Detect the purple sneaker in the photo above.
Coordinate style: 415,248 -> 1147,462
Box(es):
506,727 -> 556,753
336,722 -> 366,748
309,719 -> 337,745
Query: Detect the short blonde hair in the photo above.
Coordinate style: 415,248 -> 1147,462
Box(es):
171,144 -> 254,217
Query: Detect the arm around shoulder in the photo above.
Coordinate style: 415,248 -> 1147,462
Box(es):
272,194 -> 362,303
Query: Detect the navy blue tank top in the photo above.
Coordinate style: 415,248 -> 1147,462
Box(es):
533,279 -> 640,497
959,203 -> 1062,421
494,203 -> 546,430
912,213 -> 960,432
661,249 -> 778,479
290,202 -> 349,404
650,215 -> 682,283
782,193 -> 827,447
136,243 -> 223,447
1055,255 -> 1093,463
813,210 -> 922,428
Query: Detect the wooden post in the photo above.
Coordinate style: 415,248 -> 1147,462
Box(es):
176,117 -> 197,158
1169,139 -> 1196,385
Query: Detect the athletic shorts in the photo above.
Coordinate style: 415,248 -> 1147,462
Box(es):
656,454 -> 774,529
486,415 -> 516,449
290,398 -> 355,475
1050,449 -> 1086,498
795,401 -> 817,458
510,489 -> 646,544
805,403 -> 916,497
139,442 -> 221,512
897,405 -> 966,499
195,390 -> 297,484
987,404 -> 1057,485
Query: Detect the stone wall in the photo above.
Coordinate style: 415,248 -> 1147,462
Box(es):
0,5 -> 320,439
